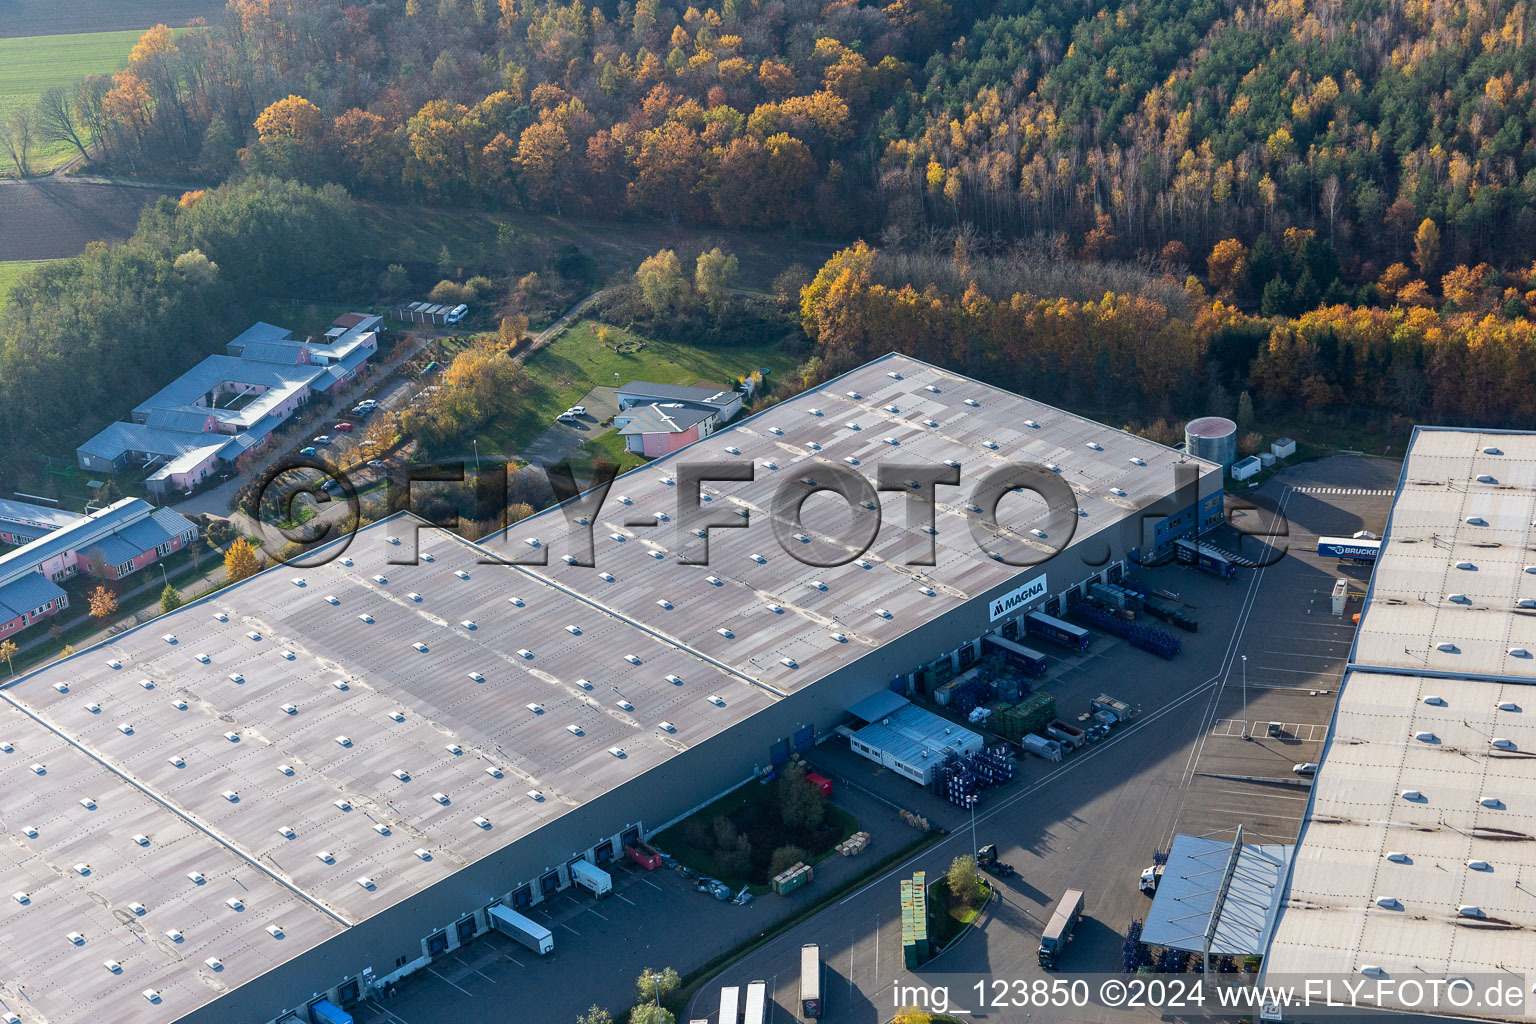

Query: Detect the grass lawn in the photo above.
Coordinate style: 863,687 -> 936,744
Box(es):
468,319 -> 800,459
0,258 -> 62,304
0,28 -> 190,174
580,430 -> 645,473
926,873 -> 990,951
248,298 -> 371,340
654,775 -> 860,891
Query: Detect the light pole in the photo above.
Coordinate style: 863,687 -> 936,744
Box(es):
970,794 -> 978,855
649,971 -> 663,1018
1241,654 -> 1249,740
158,562 -> 169,592
473,438 -> 480,471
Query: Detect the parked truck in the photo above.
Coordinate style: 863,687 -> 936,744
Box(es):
1174,537 -> 1237,579
487,904 -> 554,955
569,859 -> 613,898
1091,694 -> 1136,725
1021,733 -> 1063,762
1037,888 -> 1085,968
310,1001 -> 354,1024
800,944 -> 823,1020
1045,719 -> 1086,750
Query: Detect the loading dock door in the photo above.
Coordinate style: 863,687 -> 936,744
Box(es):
792,724 -> 815,751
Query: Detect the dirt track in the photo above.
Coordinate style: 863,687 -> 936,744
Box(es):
0,0 -> 225,37
0,179 -> 175,259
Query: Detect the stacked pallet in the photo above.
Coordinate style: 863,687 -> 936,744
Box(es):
836,831 -> 871,856
901,871 -> 930,968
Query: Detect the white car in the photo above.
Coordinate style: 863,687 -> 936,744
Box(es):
313,435 -> 331,445
557,412 -> 578,422
366,460 -> 386,469
568,405 -> 587,416
1293,762 -> 1318,776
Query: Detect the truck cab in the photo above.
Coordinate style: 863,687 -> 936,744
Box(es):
1139,864 -> 1164,894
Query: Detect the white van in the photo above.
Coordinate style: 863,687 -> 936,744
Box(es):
445,303 -> 469,324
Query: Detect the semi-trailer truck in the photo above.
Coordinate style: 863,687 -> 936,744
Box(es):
1173,538 -> 1236,579
487,904 -> 554,954
1024,611 -> 1091,652
743,981 -> 768,1024
570,858 -> 613,898
717,986 -> 740,1024
1038,888 -> 1084,968
800,944 -> 822,1019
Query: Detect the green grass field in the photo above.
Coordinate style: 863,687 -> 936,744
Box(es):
0,258 -> 62,305
0,28 -> 186,174
469,319 -> 800,459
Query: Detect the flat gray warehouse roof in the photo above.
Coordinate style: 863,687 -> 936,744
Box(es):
0,353 -> 1219,1024
1266,427 -> 1536,1012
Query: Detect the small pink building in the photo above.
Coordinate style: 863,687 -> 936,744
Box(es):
0,499 -> 198,638
615,403 -> 717,458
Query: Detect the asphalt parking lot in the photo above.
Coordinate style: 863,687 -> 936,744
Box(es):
357,455 -> 1405,1024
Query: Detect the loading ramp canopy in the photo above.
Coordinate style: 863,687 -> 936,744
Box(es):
1140,829 -> 1293,957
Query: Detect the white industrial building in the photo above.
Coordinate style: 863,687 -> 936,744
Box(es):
0,353 -> 1224,1024
1264,427 -> 1536,1016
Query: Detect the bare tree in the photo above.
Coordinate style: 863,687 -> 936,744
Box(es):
1322,175 -> 1343,246
34,87 -> 89,162
3,108 -> 33,177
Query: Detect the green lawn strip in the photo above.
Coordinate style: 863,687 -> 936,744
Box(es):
248,298 -> 368,339
475,319 -> 798,456
0,28 -> 191,173
0,259 -> 63,305
667,828 -> 945,1016
925,874 -> 990,951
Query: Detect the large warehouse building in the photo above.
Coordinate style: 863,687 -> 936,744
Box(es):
1264,426 -> 1536,1016
0,353 -> 1222,1024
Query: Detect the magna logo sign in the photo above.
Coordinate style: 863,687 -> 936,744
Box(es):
989,574 -> 1047,621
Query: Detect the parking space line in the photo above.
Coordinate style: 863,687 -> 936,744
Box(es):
504,953 -> 525,967
427,968 -> 473,996
639,877 -> 664,892
587,907 -> 610,921
365,1001 -> 413,1024
615,891 -> 637,905
559,922 -> 581,936
476,971 -> 497,985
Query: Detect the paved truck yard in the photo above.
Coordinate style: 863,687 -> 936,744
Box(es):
344,455 -> 1407,1024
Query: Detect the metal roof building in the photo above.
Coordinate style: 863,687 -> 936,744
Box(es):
2,354 -> 1222,1024
1264,427 -> 1536,1015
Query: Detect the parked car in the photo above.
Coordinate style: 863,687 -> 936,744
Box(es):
1293,762 -> 1318,776
558,411 -> 578,422
568,405 -> 587,416
334,422 -> 353,431
356,399 -> 378,408
366,460 -> 386,468
313,435 -> 331,444
299,446 -> 317,456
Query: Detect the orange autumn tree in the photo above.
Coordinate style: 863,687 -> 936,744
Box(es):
255,94 -> 325,146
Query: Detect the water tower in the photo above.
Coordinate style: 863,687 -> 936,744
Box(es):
1185,416 -> 1237,470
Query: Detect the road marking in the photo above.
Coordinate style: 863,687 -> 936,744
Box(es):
559,922 -> 581,936
427,968 -> 472,996
364,1000 -> 413,1024
615,891 -> 637,905
476,971 -> 497,985
504,954 -> 525,967
587,907 -> 609,921
639,877 -> 664,892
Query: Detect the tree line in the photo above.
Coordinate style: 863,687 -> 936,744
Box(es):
8,0 -> 1536,286
799,240 -> 1536,431
0,177 -> 356,480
